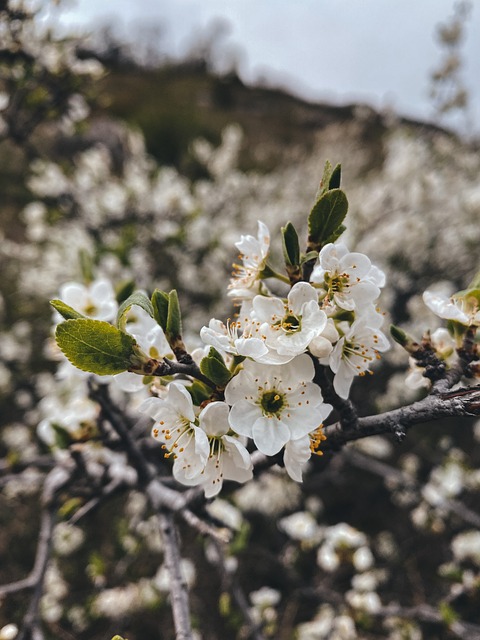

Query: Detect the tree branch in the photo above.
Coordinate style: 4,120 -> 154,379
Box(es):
322,385 -> 480,451
156,511 -> 194,640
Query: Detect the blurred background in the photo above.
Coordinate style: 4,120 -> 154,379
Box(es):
51,0 -> 480,135
1,1 -> 480,638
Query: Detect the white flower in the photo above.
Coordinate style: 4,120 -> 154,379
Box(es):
200,317 -> 268,360
57,278 -> 118,322
225,355 -> 332,456
328,319 -> 389,399
196,401 -> 253,498
451,530 -> 480,565
228,220 -> 270,299
311,242 -> 385,312
250,282 -> 328,362
140,383 -> 209,485
423,290 -> 480,326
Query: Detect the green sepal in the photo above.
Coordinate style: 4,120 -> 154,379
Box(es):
200,349 -> 232,386
50,299 -> 86,321
308,188 -> 348,251
186,380 -> 212,405
111,636 -> 127,640
55,319 -> 138,375
151,289 -> 169,331
281,221 -> 301,267
166,290 -> 183,341
115,279 -> 136,304
117,291 -> 154,331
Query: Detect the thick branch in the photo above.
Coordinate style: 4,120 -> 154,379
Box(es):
322,385 -> 480,451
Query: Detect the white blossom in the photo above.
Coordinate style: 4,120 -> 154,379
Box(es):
249,282 -> 328,362
311,242 -> 385,313
225,355 -> 332,456
56,278 -> 118,322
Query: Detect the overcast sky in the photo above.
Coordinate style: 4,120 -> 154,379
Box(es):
50,0 -> 480,134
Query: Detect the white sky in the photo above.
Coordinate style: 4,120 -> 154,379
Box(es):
49,0 -> 480,134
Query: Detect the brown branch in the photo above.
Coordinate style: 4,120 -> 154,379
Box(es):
322,385 -> 480,451
156,511 -> 194,640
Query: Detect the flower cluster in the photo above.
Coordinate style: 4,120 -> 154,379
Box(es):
51,171 -> 390,497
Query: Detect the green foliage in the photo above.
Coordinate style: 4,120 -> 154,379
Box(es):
50,299 -> 86,321
308,188 -> 348,251
55,319 -> 137,375
200,347 -> 232,386
151,289 -> 169,331
166,289 -> 183,342
186,380 -> 213,405
117,290 -> 154,331
281,221 -> 301,267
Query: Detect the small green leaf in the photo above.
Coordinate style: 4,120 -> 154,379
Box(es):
167,290 -> 182,340
186,380 -> 212,405
281,221 -> 300,267
56,319 -> 137,375
208,347 -> 226,362
329,163 -> 341,189
200,352 -> 232,387
319,160 -> 333,195
151,289 -> 169,332
50,299 -> 86,321
308,188 -> 348,250
115,279 -> 136,304
390,324 -> 409,347
117,291 -> 154,331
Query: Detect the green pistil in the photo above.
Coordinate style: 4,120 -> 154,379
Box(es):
260,390 -> 285,415
280,313 -> 301,334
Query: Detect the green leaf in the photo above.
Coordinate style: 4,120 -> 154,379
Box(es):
166,290 -> 182,339
117,291 -> 154,331
281,221 -> 300,267
318,160 -> 333,195
200,352 -> 232,387
151,289 -> 169,331
56,319 -> 137,375
115,279 -> 136,304
186,380 -> 212,405
308,188 -> 348,250
50,299 -> 86,321
329,163 -> 342,189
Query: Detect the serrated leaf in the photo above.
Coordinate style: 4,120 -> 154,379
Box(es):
50,299 -> 86,321
167,290 -> 182,339
200,354 -> 231,387
151,289 -> 169,331
308,188 -> 348,250
56,319 -> 137,375
117,291 -> 154,331
281,221 -> 300,267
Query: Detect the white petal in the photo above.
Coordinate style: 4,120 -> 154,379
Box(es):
252,416 -> 290,456
199,402 -> 230,437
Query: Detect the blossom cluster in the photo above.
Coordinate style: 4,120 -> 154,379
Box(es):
50,200 -> 390,497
